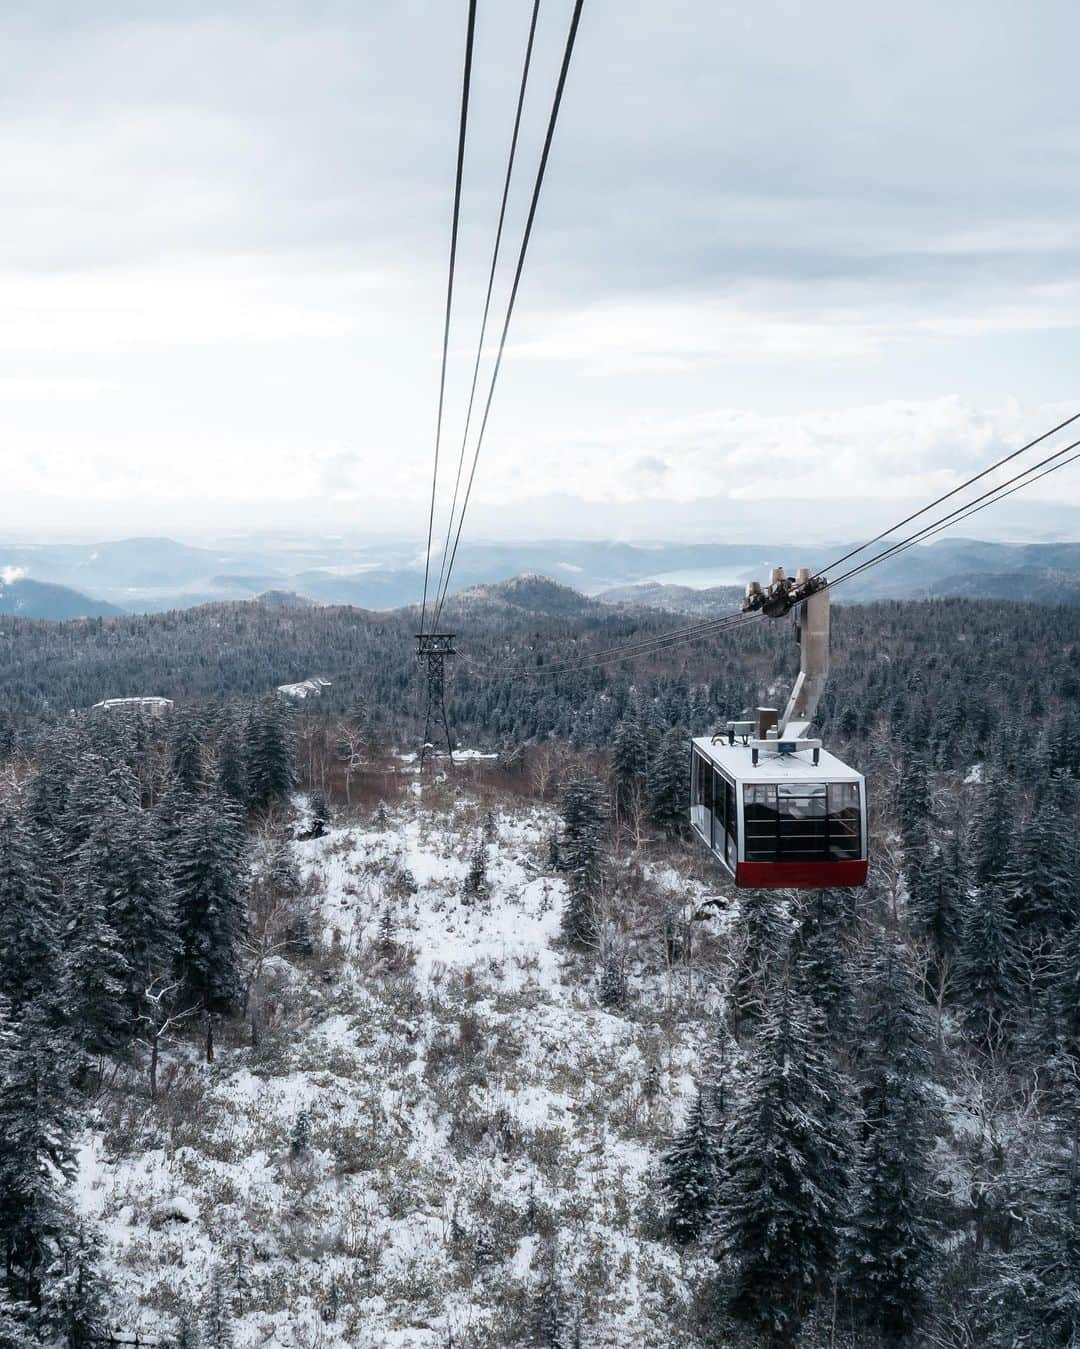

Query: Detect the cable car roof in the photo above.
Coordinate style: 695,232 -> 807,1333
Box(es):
692,736 -> 863,785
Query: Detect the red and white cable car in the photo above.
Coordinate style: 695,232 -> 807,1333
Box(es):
690,568 -> 868,889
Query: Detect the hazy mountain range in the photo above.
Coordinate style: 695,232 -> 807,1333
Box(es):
3,534 -> 1080,620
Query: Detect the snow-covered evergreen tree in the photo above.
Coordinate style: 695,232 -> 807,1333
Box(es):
728,888 -> 787,1033
898,752 -> 932,855
173,791 -> 247,1015
558,777 -> 606,947
907,835 -> 965,972
984,1104 -> 1080,1347
611,716 -> 648,820
646,725 -> 688,836
245,697 -> 297,812
85,796 -> 176,1021
0,809 -> 60,1016
957,884 -> 1021,1047
660,1089 -> 720,1244
790,891 -> 855,1042
171,708 -> 207,794
463,836 -> 488,900
0,1000 -> 78,1313
216,719 -> 248,807
969,771 -> 1012,887
1001,777 -> 1079,954
846,935 -> 937,1340
62,834 -> 131,1059
44,1221 -> 109,1349
307,788 -> 332,840
598,947 -> 624,1008
714,983 -> 851,1345
202,1272 -> 234,1349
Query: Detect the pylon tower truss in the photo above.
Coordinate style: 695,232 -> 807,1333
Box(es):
416,633 -> 456,771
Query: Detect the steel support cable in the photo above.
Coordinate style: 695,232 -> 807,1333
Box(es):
824,437 -> 1080,596
456,606 -> 749,673
419,0 -> 478,637
433,0 -> 542,613
462,609 -> 763,681
822,433 -> 1080,593
454,598 -> 760,672
810,409 -> 1080,584
433,0 -> 586,625
500,611 -> 766,680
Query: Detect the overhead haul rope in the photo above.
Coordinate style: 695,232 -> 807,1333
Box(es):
433,0 -> 543,616
419,0 -> 478,638
811,409 -> 1080,584
461,608 -> 763,681
824,433 -> 1080,595
433,0 -> 586,625
461,416 -> 1080,678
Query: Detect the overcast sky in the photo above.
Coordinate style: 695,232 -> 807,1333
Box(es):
2,0 -> 1079,543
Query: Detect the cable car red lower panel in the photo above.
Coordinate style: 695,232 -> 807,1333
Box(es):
736,859 -> 869,889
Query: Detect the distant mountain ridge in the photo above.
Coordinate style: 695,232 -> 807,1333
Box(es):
0,577 -> 125,620
6,533 -> 1080,616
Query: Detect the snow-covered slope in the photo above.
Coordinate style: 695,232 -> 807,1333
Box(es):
76,800 -> 714,1347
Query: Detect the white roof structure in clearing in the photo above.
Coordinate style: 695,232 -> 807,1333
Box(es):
91,696 -> 174,713
277,677 -> 332,700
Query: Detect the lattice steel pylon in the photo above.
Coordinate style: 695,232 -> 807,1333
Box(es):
416,632 -> 456,771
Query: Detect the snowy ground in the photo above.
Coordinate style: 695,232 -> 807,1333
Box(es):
76,795 -> 717,1347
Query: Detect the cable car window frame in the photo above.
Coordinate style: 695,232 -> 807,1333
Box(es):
743,780 -> 862,863
689,748 -> 738,876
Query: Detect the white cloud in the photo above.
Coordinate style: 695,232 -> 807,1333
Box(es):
1,566 -> 28,584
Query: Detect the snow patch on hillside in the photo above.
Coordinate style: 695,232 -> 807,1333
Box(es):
75,800 -> 712,1347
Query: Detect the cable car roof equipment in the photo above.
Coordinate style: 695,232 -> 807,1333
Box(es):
690,567 -> 869,890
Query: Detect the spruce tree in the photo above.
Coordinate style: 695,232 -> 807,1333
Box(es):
171,709 -> 206,794
216,720 -> 248,807
62,833 -> 131,1060
907,836 -> 964,974
307,789 -> 332,840
728,888 -> 787,1034
661,1089 -> 720,1244
84,797 -> 176,1021
611,716 -> 648,820
969,772 -> 1012,887
0,1000 -> 77,1312
647,725 -> 689,837
846,936 -> 937,1341
985,1106 -> 1080,1348
1001,779 -> 1079,954
559,777 -> 606,947
463,837 -> 488,900
898,752 -> 932,856
173,791 -> 247,1015
45,1222 -> 109,1349
714,983 -> 851,1346
0,809 -> 60,1016
202,1272 -> 234,1349
790,892 -> 855,1043
956,885 -> 1021,1048
245,697 -> 297,812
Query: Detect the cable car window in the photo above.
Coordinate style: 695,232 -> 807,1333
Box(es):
691,752 -> 711,841
742,782 -> 862,863
827,782 -> 861,859
710,766 -> 722,854
725,777 -> 737,868
744,784 -> 778,861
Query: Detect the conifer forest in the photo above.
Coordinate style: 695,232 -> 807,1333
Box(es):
0,590 -> 1078,1347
